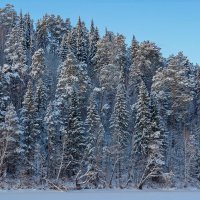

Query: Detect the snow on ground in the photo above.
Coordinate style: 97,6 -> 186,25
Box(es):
0,189 -> 200,200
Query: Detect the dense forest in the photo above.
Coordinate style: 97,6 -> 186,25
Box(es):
0,4 -> 200,190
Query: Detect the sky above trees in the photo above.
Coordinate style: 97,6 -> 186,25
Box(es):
0,0 -> 199,64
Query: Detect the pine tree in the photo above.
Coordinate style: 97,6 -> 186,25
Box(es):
151,52 -> 194,182
128,41 -> 162,98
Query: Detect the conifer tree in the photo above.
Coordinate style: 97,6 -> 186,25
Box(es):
109,82 -> 129,186
133,81 -> 151,156
0,103 -> 22,177
67,90 -> 85,178
84,91 -> 105,187
4,18 -> 28,76
151,52 -> 194,182
34,78 -> 47,148
140,97 -> 165,186
0,68 -> 10,124
44,102 -> 59,178
130,35 -> 139,64
76,17 -> 89,63
24,13 -> 35,64
67,27 -> 77,56
112,34 -> 127,75
36,17 -> 49,51
20,81 -> 36,176
30,48 -> 46,81
88,20 -> 99,78
59,33 -> 70,62
0,4 -> 17,65
93,30 -> 114,75
132,81 -> 151,187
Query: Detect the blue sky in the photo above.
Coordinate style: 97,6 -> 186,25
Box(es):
0,0 -> 199,64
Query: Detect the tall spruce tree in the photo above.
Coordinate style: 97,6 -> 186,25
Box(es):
67,90 -> 85,178
0,103 -> 22,177
88,20 -> 99,79
84,91 -> 105,187
132,81 -> 152,187
133,81 -> 151,156
109,81 -> 129,187
30,48 -> 46,81
75,17 -> 89,63
44,102 -> 59,179
20,81 -> 36,176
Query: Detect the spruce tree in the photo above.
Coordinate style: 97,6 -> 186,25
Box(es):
36,17 -> 49,51
0,103 -> 22,177
84,91 -> 105,187
0,68 -> 10,124
59,33 -> 70,62
30,48 -> 46,81
133,81 -> 151,156
130,35 -> 139,64
67,27 -> 77,56
0,4 -> 17,65
88,20 -> 99,79
20,81 -> 36,176
76,17 -> 89,63
44,102 -> 59,178
145,97 -> 165,183
110,82 -> 129,187
112,34 -> 127,80
34,78 -> 48,178
67,90 -> 85,177
24,13 -> 35,65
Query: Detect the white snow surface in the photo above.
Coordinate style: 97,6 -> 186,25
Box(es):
0,189 -> 200,200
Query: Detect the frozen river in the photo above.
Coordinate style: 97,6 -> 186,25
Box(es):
0,189 -> 200,200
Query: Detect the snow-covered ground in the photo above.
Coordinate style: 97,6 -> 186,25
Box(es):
0,189 -> 200,200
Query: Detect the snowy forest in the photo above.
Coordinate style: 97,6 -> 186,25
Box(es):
0,4 -> 200,190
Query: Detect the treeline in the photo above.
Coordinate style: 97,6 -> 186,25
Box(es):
0,4 -> 200,189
